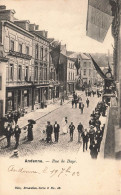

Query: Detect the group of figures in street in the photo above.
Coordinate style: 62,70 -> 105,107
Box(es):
2,90 -> 107,160
72,92 -> 90,114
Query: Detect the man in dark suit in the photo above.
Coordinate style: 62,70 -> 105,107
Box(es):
53,121 -> 60,142
77,122 -> 84,142
14,124 -> 21,149
69,122 -> 75,141
46,121 -> 53,143
82,129 -> 89,152
4,123 -> 13,147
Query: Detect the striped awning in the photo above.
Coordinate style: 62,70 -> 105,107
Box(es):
86,0 -> 112,42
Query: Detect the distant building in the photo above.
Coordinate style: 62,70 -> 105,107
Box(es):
58,45 -> 76,95
67,52 -> 97,88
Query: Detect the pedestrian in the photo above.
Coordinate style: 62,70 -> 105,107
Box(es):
82,129 -> 89,152
86,98 -> 89,108
95,118 -> 101,129
14,111 -> 19,125
69,122 -> 75,141
75,99 -> 77,108
102,103 -> 106,116
62,117 -> 68,134
41,130 -> 46,141
89,118 -> 95,127
80,102 -> 84,114
4,123 -> 13,147
89,140 -> 98,159
77,122 -> 84,142
92,90 -> 94,97
72,99 -> 74,108
14,124 -> 21,149
27,121 -> 34,141
46,121 -> 53,143
54,121 -> 60,142
89,125 -> 95,145
95,127 -> 102,152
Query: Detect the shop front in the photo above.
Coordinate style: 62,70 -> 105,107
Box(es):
6,86 -> 33,114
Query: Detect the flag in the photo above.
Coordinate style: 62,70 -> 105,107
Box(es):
89,54 -> 107,79
86,0 -> 112,42
74,58 -> 80,70
50,43 -> 61,73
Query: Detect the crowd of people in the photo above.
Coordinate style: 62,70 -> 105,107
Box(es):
2,88 -> 107,160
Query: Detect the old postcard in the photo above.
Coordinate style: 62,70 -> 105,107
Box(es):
0,0 -> 121,194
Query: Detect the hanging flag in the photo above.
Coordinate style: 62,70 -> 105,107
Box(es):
74,58 -> 80,70
74,58 -> 80,75
50,43 -> 61,73
86,0 -> 112,42
89,54 -> 107,79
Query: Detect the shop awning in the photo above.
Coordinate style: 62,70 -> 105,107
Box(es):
86,0 -> 112,42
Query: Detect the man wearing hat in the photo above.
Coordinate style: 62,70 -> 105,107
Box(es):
77,122 -> 84,142
82,129 -> 89,152
14,124 -> 21,149
4,123 -> 13,147
69,122 -> 75,141
89,125 -> 95,145
53,121 -> 60,142
46,121 -> 53,143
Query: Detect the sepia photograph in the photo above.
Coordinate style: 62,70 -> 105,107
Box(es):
0,0 -> 121,194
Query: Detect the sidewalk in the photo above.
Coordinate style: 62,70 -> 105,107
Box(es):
0,97 -> 72,141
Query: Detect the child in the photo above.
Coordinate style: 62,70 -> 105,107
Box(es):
41,130 -> 46,141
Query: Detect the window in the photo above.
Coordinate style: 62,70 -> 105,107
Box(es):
10,64 -> 14,80
84,69 -> 86,76
10,40 -> 14,51
40,47 -> 43,60
69,72 -> 70,80
45,48 -> 48,61
24,90 -> 29,107
44,68 -> 47,80
26,46 -> 29,55
19,44 -> 22,53
35,66 -> 38,80
71,72 -> 72,80
25,66 -> 29,80
89,69 -> 91,76
84,62 -> 86,67
0,76 -> 2,90
18,65 -> 22,80
35,44 -> 38,59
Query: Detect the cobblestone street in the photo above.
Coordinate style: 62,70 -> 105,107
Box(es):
0,91 -> 101,157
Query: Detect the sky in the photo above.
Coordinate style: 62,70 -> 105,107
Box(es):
0,0 -> 114,54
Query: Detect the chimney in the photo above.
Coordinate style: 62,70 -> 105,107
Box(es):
0,6 -> 15,22
14,20 -> 30,31
29,23 -> 36,31
0,5 -> 6,10
36,30 -> 48,38
35,25 -> 39,30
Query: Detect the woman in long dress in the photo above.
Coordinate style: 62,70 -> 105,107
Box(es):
61,117 -> 68,134
27,122 -> 33,141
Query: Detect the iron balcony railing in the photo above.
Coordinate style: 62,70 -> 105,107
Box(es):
9,50 -> 32,60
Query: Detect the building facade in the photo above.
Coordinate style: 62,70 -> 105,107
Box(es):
0,15 -> 34,113
67,57 -> 76,94
30,29 -> 50,109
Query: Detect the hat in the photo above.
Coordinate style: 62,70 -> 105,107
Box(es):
90,125 -> 94,128
14,150 -> 18,156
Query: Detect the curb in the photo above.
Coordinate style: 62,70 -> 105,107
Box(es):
0,100 -> 71,142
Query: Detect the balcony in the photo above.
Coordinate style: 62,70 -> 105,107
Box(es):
9,50 -> 32,60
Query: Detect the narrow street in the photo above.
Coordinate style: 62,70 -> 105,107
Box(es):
0,91 -> 101,157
